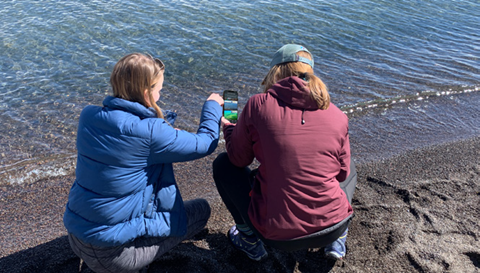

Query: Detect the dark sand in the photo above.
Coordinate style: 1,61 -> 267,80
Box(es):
0,137 -> 479,273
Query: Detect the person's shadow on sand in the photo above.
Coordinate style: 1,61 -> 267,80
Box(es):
0,231 -> 338,273
151,230 -> 338,273
0,236 -> 81,273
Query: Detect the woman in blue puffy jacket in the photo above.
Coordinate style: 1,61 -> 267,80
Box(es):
63,53 -> 224,273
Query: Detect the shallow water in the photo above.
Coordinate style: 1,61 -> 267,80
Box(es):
0,0 -> 479,184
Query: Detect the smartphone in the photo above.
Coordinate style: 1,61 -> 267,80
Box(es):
223,90 -> 238,123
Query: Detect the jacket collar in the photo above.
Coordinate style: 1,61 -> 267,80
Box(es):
267,76 -> 318,110
103,96 -> 157,119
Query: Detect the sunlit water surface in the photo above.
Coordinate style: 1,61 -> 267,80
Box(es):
1,0 -> 479,184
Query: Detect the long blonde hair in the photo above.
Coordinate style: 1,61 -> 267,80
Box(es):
110,53 -> 165,118
261,51 -> 330,110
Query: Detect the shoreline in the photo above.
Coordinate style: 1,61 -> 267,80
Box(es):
0,137 -> 479,272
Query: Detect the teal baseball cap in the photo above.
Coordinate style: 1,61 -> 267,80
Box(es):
269,44 -> 314,69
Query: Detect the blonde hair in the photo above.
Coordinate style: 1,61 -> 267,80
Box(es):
110,53 -> 165,118
261,51 -> 330,110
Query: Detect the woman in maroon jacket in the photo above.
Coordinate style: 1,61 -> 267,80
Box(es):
213,44 -> 357,261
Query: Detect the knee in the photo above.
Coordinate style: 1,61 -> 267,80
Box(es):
205,201 -> 212,220
350,160 -> 356,175
185,198 -> 211,223
212,152 -> 230,175
199,198 -> 211,219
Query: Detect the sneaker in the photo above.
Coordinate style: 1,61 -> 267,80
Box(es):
227,225 -> 267,261
324,228 -> 348,260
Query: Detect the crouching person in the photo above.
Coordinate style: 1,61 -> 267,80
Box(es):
64,53 -> 224,272
213,44 -> 357,261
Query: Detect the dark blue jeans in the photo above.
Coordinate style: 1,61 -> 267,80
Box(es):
213,152 -> 357,251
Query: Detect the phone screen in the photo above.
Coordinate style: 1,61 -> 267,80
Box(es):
223,90 -> 238,123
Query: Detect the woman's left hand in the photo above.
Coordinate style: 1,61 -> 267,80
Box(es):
220,116 -> 230,128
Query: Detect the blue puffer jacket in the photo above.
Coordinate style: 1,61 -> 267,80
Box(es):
63,96 -> 222,247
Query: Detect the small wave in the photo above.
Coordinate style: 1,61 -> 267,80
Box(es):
0,154 -> 76,185
340,85 -> 480,114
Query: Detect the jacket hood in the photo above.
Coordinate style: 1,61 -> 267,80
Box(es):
103,96 -> 177,125
103,96 -> 157,119
267,76 -> 318,110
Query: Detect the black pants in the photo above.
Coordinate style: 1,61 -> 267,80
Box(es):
212,152 -> 357,251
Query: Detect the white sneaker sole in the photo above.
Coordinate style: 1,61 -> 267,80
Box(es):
325,251 -> 345,260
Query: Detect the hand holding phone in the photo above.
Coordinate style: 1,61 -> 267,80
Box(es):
220,116 -> 230,128
223,90 -> 238,123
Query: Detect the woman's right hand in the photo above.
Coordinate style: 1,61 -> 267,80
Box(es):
207,93 -> 224,106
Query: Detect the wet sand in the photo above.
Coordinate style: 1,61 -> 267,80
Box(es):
0,137 -> 479,273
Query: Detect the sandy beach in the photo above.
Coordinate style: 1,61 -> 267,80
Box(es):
0,137 -> 479,273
